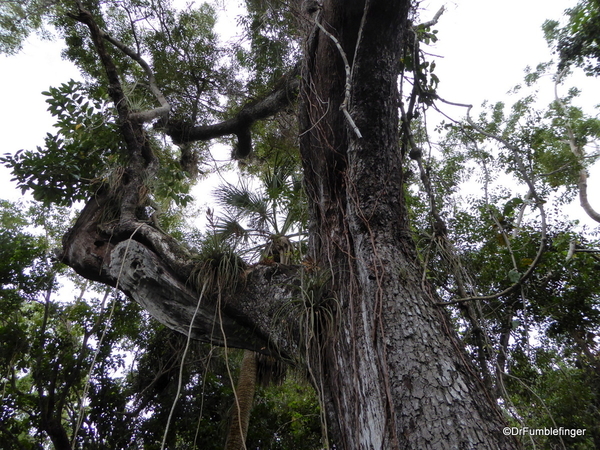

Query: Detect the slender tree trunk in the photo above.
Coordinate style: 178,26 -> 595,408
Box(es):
42,417 -> 71,450
299,1 -> 518,448
224,350 -> 257,450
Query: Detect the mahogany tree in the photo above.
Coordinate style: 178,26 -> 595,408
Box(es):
3,0 -> 525,448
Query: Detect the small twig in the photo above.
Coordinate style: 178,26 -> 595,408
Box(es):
313,20 -> 362,139
539,162 -> 573,177
566,241 -> 577,261
416,6 -> 445,29
121,3 -> 142,55
511,191 -> 531,239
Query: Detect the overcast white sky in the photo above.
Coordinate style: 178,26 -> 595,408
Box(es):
0,0 -> 598,227
424,0 -> 577,105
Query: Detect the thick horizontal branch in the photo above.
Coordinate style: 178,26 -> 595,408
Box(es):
162,66 -> 300,148
59,194 -> 302,359
109,240 -> 301,358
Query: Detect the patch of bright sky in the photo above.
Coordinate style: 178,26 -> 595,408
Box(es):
0,37 -> 81,201
0,0 -> 598,229
420,0 -> 600,230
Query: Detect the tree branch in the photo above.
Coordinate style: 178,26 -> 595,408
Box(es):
108,240 -> 300,358
162,65 -> 301,156
68,4 -> 170,124
102,33 -> 171,123
554,70 -> 600,223
59,192 -> 302,359
416,6 -> 445,29
69,4 -> 134,137
434,98 -> 548,306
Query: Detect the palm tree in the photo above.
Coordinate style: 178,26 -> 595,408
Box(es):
211,161 -> 307,264
211,160 -> 306,449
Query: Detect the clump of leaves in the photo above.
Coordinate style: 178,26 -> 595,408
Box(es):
0,0 -> 55,55
1,80 -> 124,206
190,235 -> 247,295
281,268 -> 337,362
544,0 -> 600,75
247,375 -> 324,450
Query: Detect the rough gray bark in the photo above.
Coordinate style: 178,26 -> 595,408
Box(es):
58,1 -> 521,448
107,239 -> 301,358
297,0 -> 518,448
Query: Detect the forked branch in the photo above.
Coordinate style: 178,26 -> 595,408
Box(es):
102,33 -> 171,123
69,1 -> 170,125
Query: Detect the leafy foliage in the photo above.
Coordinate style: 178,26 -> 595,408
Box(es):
237,0 -> 303,93
1,80 -> 123,206
0,0 -> 56,54
405,61 -> 600,446
0,200 -> 322,448
247,376 -> 323,449
544,0 -> 600,75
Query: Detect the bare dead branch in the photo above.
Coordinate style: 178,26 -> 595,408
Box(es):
313,19 -> 362,139
416,6 -> 445,29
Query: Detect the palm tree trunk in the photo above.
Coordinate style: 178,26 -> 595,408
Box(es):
224,350 -> 257,450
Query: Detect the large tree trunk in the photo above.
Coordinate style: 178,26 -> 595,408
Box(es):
40,414 -> 71,450
298,1 -> 518,448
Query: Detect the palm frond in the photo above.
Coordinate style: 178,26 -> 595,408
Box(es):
214,182 -> 271,230
213,214 -> 250,243
262,164 -> 294,199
